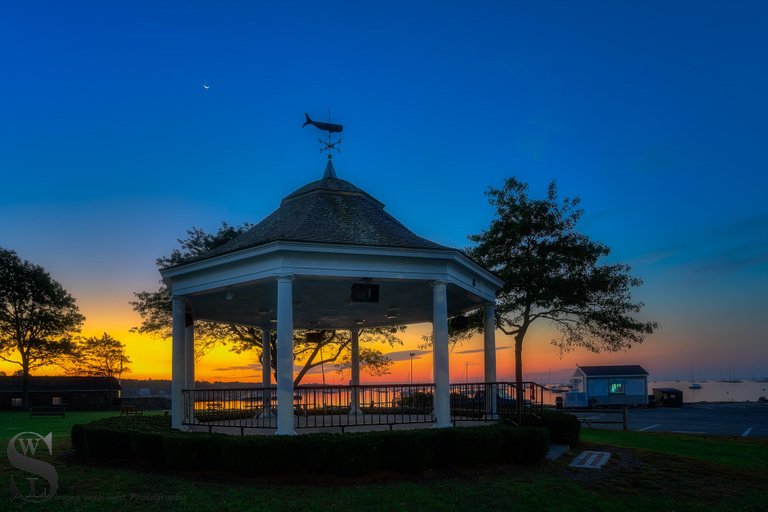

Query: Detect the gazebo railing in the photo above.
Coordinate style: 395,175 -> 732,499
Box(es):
181,381 -> 547,432
449,381 -> 547,423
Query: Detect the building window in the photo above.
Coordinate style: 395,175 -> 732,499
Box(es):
11,397 -> 22,407
52,397 -> 62,405
609,380 -> 625,394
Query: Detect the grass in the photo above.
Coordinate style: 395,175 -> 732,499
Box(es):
1,412 -> 767,511
581,428 -> 768,470
0,410 -> 165,453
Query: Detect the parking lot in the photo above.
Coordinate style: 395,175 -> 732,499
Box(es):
569,402 -> 768,438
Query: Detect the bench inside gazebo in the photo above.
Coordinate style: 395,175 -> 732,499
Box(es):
161,158 -> 544,435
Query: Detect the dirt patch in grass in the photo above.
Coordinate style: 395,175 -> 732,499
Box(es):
554,441 -> 765,505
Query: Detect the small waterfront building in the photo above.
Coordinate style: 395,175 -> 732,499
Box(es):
566,365 -> 649,407
653,387 -> 683,407
0,376 -> 121,410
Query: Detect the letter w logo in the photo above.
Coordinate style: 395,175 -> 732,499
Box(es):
15,437 -> 41,456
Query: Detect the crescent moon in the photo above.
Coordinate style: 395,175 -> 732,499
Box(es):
203,84 -> 210,90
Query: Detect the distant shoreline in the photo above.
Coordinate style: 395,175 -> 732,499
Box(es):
684,399 -> 768,404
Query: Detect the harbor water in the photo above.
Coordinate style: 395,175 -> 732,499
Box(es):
648,380 -> 768,403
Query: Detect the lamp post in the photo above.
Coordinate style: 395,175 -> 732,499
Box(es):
409,352 -> 415,385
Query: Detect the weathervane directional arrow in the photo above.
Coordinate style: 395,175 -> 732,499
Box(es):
303,112 -> 343,159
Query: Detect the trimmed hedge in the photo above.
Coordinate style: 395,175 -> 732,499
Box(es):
72,416 -> 549,476
512,410 -> 581,448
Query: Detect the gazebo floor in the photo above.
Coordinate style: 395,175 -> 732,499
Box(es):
185,416 -> 498,436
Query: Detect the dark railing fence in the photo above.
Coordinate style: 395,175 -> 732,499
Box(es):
182,381 -> 547,432
449,381 -> 546,422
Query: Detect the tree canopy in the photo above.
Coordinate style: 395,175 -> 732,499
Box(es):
0,248 -> 84,405
131,223 -> 403,385
458,178 -> 658,386
64,333 -> 131,379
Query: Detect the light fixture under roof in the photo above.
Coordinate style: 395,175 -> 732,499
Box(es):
354,319 -> 365,325
225,291 -> 234,301
385,312 -> 399,319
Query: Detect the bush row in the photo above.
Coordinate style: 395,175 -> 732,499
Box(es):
512,410 -> 581,448
72,417 -> 549,476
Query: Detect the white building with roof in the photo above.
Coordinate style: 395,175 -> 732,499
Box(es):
566,364 -> 649,408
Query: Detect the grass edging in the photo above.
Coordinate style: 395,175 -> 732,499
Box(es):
72,416 -> 549,476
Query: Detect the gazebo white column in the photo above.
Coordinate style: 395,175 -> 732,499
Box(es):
483,302 -> 497,416
275,275 -> 295,435
261,327 -> 272,387
432,280 -> 451,428
184,312 -> 195,389
183,311 -> 195,425
349,328 -> 362,415
171,297 -> 187,430
260,326 -> 273,417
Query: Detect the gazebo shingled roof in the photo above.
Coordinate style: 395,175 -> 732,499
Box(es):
191,160 -> 448,264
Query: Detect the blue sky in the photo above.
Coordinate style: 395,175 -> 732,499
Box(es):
1,1 -> 766,380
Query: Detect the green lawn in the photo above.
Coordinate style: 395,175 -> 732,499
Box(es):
581,428 -> 768,470
1,412 -> 766,512
0,410 -> 165,453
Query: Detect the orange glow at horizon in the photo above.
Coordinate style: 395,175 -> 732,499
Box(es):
1,298 -> 678,384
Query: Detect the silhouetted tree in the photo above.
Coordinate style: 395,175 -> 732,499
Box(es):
454,178 -> 658,391
0,248 -> 84,407
334,346 -> 395,378
131,223 -> 403,385
64,333 -> 131,379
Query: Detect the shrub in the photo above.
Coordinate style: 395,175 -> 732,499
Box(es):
71,415 -> 172,464
514,410 -> 581,448
72,417 -> 549,476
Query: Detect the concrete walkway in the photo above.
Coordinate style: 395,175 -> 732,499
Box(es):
546,444 -> 571,461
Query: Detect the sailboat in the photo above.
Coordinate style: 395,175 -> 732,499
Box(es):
689,368 -> 703,389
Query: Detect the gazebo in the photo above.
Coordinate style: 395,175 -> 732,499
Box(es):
160,159 -> 504,435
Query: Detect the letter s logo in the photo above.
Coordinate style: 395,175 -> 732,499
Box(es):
7,432 -> 58,501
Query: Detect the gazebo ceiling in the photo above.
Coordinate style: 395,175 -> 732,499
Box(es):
185,275 -> 486,329
161,162 -> 503,328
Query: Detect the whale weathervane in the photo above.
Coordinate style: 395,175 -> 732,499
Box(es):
303,112 -> 343,158
302,113 -> 343,133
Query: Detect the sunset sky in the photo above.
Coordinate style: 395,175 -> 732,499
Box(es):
1,1 -> 766,384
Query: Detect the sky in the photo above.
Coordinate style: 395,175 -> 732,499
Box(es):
1,1 -> 766,384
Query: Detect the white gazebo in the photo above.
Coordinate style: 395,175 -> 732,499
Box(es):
160,159 -> 503,434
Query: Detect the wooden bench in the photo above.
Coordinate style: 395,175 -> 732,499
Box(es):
30,406 -> 65,417
121,406 -> 143,416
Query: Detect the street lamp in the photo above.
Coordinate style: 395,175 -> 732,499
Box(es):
409,352 -> 416,385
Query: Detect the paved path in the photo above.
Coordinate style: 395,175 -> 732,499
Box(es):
573,403 -> 768,437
